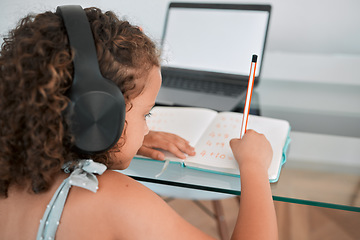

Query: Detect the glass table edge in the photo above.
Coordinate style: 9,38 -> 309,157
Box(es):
128,175 -> 360,213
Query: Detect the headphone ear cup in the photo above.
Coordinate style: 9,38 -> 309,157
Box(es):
69,89 -> 125,154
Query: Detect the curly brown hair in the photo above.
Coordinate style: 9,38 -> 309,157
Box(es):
0,7 -> 160,197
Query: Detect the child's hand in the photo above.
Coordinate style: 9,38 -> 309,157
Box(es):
230,130 -> 273,172
137,131 -> 196,160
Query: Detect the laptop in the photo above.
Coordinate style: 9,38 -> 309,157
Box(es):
156,3 -> 271,111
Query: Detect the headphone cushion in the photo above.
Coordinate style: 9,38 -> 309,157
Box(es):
70,91 -> 125,153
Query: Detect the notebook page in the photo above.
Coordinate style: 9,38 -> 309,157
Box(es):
147,107 -> 218,147
188,112 -> 290,179
188,112 -> 242,170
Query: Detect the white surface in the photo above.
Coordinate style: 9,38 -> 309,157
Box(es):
1,0 -> 360,55
1,0 -> 360,85
261,52 -> 360,85
287,131 -> 360,173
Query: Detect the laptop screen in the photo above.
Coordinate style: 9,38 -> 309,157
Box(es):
161,4 -> 271,77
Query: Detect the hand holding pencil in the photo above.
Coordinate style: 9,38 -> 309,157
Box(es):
231,54 -> 273,169
230,129 -> 273,170
230,57 -> 277,240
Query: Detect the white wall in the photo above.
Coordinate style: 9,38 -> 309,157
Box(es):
1,0 -> 360,84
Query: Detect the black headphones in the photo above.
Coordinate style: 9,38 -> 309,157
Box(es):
56,5 -> 126,154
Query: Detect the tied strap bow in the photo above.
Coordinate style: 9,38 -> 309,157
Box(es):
65,159 -> 107,193
36,159 -> 107,240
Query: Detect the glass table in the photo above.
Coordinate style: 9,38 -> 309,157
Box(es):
119,79 -> 360,212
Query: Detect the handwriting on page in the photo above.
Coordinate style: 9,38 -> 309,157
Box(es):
194,114 -> 242,167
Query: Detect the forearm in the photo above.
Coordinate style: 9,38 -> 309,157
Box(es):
231,165 -> 278,240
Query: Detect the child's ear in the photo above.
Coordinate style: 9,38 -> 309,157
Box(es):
125,102 -> 133,112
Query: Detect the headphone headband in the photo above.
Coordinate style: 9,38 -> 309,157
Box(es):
56,5 -> 100,80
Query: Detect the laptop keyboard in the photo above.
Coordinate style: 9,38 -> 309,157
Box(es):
162,76 -> 246,97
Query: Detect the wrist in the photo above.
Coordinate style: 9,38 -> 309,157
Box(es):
239,160 -> 268,176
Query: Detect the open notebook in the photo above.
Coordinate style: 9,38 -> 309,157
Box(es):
136,106 -> 291,183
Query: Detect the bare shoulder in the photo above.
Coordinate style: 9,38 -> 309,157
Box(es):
97,170 -> 153,197
56,170 -> 160,239
65,169 -> 160,213
58,170 -> 213,240
95,170 -> 167,217
98,171 -> 214,239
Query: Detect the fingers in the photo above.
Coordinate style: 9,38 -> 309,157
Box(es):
230,129 -> 273,170
159,141 -> 194,159
140,131 -> 196,160
230,129 -> 257,149
229,138 -> 240,149
137,146 -> 165,161
162,133 -> 196,157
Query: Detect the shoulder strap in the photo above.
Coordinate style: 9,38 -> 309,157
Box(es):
36,160 -> 106,240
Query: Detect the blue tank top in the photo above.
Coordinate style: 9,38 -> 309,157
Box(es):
36,159 -> 107,240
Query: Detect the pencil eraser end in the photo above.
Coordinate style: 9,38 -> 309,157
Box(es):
252,54 -> 258,62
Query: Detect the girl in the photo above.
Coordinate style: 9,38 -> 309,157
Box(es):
0,7 -> 277,240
